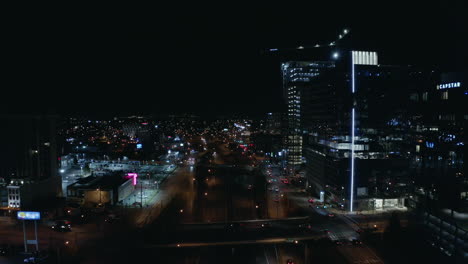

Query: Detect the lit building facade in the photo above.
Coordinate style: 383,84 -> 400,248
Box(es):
407,71 -> 467,212
282,61 -> 335,167
299,51 -> 439,212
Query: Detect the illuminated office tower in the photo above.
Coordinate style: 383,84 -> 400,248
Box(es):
301,50 -> 430,212
282,61 -> 335,167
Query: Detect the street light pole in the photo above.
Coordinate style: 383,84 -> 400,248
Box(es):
276,198 -> 279,218
23,220 -> 27,252
97,188 -> 102,205
140,181 -> 143,207
34,220 -> 39,251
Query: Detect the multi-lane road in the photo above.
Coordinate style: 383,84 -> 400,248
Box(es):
0,136 -> 387,263
137,138 -> 385,263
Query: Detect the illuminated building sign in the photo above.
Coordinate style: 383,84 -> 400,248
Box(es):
136,144 -> 142,149
437,82 -> 461,90
126,173 -> 138,186
17,211 -> 41,220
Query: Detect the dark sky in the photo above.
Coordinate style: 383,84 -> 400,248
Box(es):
4,2 -> 467,117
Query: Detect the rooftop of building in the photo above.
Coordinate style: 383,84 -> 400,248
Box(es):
68,174 -> 129,190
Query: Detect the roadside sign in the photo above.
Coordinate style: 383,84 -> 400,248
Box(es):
17,211 -> 41,220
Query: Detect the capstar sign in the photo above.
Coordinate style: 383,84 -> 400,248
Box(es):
437,82 -> 461,90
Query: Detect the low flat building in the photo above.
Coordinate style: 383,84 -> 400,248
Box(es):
66,174 -> 134,207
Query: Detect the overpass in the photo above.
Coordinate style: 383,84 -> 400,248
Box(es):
142,216 -> 347,247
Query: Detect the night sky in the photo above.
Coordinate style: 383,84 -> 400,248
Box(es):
4,2 -> 467,117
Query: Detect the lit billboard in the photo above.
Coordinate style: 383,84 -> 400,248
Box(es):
17,211 -> 41,220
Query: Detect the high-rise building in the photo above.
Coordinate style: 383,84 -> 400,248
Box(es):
265,112 -> 285,135
282,61 -> 335,167
286,49 -> 438,212
0,115 -> 62,209
275,30 -> 466,257
407,71 -> 467,212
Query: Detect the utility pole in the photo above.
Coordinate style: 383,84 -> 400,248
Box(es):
34,220 -> 38,251
22,220 -> 27,252
276,198 -> 279,218
140,181 -> 143,207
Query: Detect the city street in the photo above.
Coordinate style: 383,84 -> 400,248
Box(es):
134,138 -> 386,263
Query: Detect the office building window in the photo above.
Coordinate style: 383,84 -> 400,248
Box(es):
441,91 -> 448,100
422,92 -> 428,101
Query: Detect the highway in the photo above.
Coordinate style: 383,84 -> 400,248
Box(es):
136,137 -> 385,263
0,136 -> 386,263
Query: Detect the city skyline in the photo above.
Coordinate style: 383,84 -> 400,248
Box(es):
3,2 -> 467,117
0,3 -> 466,263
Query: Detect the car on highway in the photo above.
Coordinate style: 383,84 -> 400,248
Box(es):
298,223 -> 313,231
352,239 -> 363,245
327,213 -> 335,218
274,186 -> 279,192
51,220 -> 71,232
226,223 -> 241,232
286,259 -> 295,264
104,214 -> 120,223
334,239 -> 351,245
308,198 -> 314,203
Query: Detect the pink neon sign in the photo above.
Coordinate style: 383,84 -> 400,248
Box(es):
126,173 -> 138,186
